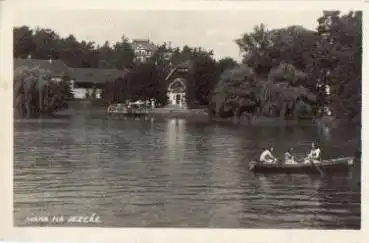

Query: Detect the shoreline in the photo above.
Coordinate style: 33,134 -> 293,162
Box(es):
13,106 -> 361,128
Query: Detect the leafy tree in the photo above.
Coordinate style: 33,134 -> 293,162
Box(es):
13,26 -> 35,58
78,40 -> 98,68
236,24 -> 274,74
31,28 -> 61,60
126,63 -> 168,104
113,36 -> 135,69
13,26 -> 136,70
14,66 -> 72,118
307,11 -> 362,121
217,57 -> 238,74
96,41 -> 116,68
236,24 -> 317,75
269,26 -> 318,71
188,53 -> 219,107
211,63 -> 316,120
101,77 -> 130,105
211,64 -> 259,117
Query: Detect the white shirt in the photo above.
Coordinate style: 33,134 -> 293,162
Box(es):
285,152 -> 294,161
308,148 -> 321,159
260,150 -> 273,161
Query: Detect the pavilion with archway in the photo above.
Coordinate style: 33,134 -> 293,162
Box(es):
165,60 -> 192,109
167,78 -> 187,109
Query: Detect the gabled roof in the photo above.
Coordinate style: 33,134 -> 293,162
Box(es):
71,68 -> 130,84
14,58 -> 71,77
131,39 -> 158,52
14,58 -> 130,84
165,60 -> 193,81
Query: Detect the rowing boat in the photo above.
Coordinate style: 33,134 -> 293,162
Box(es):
249,157 -> 354,174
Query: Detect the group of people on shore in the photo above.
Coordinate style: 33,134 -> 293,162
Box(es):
259,142 -> 321,164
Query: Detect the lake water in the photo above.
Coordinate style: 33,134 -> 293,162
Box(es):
13,116 -> 361,229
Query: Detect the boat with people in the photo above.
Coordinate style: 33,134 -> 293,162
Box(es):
249,157 -> 354,174
250,142 -> 355,175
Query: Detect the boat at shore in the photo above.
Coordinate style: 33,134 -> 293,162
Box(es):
249,157 -> 354,174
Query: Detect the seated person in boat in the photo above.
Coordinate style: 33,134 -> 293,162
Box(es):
259,147 -> 277,164
303,142 -> 321,164
284,148 -> 297,164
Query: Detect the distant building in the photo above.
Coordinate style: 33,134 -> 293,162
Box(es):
131,39 -> 158,63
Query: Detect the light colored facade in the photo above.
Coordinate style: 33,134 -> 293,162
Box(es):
131,39 -> 157,63
69,80 -> 102,99
70,68 -> 129,100
167,78 -> 187,109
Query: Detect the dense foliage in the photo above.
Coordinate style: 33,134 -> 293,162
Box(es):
211,63 -> 316,119
14,27 -> 231,108
14,27 -> 135,69
14,10 -> 361,121
14,67 -> 73,118
220,10 -> 362,121
101,63 -> 168,106
307,11 -> 362,121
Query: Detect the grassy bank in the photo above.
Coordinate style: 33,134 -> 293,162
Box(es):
15,100 -> 361,129
210,116 -> 316,127
209,114 -> 361,128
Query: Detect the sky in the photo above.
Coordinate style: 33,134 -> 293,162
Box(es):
13,9 -> 324,61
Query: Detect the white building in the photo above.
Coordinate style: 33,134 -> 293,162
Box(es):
167,78 -> 187,109
165,60 -> 192,109
131,39 -> 158,63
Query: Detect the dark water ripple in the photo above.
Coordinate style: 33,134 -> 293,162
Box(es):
13,118 -> 360,228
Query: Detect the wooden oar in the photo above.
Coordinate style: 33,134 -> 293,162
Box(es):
307,158 -> 326,177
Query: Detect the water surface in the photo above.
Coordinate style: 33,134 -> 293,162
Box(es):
13,117 -> 361,228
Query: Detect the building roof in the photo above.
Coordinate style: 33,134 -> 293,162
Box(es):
14,58 -> 130,84
131,39 -> 158,52
14,58 -> 71,77
71,68 -> 130,84
165,60 -> 193,81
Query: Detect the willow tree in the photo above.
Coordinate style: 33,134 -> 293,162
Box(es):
260,63 -> 316,119
14,66 -> 72,118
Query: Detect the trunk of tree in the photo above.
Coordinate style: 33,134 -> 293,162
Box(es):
39,85 -> 43,113
25,98 -> 32,118
293,103 -> 299,120
280,103 -> 287,120
14,95 -> 24,118
234,106 -> 241,118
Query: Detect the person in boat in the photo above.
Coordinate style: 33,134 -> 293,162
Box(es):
303,142 -> 321,164
284,148 -> 297,164
259,146 -> 277,164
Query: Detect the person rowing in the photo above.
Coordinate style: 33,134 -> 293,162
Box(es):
284,148 -> 297,164
303,142 -> 321,164
259,146 -> 278,164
